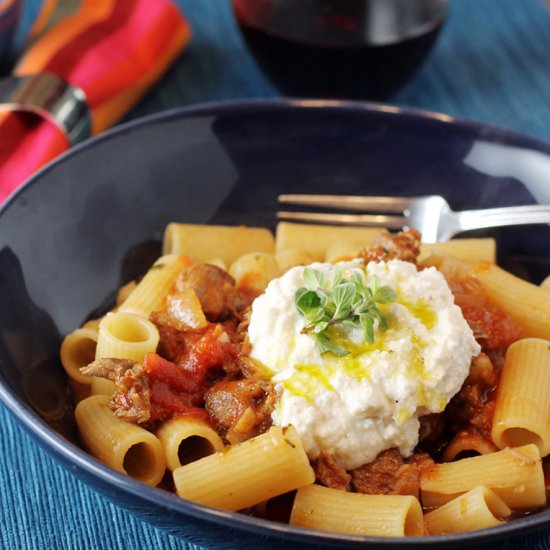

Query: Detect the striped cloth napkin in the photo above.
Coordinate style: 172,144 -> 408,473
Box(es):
0,0 -> 191,203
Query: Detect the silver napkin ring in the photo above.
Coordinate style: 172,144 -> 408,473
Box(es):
0,73 -> 91,145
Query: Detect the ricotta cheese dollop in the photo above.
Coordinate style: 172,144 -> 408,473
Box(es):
247,259 -> 480,470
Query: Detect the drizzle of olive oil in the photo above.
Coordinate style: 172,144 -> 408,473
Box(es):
283,363 -> 337,399
397,294 -> 437,329
282,294 -> 441,413
395,407 -> 413,426
282,326 -> 388,400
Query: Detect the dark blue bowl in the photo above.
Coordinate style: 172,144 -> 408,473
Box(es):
1,99 -> 550,548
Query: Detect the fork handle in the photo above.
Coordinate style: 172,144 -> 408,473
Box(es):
451,204 -> 550,239
277,210 -> 405,229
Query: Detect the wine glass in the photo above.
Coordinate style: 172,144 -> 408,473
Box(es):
233,0 -> 448,100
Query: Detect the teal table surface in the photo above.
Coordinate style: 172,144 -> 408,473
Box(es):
3,1 -> 550,549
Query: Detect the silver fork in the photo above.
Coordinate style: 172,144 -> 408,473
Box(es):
277,194 -> 550,243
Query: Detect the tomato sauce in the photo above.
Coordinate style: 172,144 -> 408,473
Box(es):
143,323 -> 239,422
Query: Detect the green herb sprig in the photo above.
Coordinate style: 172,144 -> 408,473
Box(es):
295,266 -> 397,356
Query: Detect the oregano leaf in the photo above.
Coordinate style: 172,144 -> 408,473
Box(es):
295,266 -> 397,355
312,333 -> 349,356
374,285 -> 398,304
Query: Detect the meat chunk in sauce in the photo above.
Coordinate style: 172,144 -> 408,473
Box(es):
150,311 -> 189,362
175,264 -> 243,321
446,352 -> 499,437
204,377 -> 275,444
313,451 -> 351,491
82,358 -> 151,423
359,229 -> 421,264
350,449 -> 434,498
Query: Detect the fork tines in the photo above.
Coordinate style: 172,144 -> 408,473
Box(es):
277,194 -> 408,229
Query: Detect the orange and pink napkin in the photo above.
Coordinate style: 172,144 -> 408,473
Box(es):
0,0 -> 191,203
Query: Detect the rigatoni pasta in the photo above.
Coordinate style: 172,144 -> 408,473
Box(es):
116,280 -> 137,307
173,426 -> 314,511
82,318 -> 102,331
275,248 -> 315,273
418,238 -> 496,264
442,430 -> 498,462
228,252 -> 281,293
163,223 -> 275,265
324,241 -> 363,264
90,376 -> 116,396
424,486 -> 511,534
75,395 -> 166,486
156,416 -> 224,471
420,444 -> 545,510
275,222 -> 380,261
95,312 -> 159,362
492,338 -> 550,455
119,254 -> 189,318
290,484 -> 424,537
60,327 -> 98,385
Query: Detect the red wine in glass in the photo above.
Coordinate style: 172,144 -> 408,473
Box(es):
233,0 -> 447,100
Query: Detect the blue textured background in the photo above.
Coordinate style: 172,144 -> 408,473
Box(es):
4,1 -> 550,548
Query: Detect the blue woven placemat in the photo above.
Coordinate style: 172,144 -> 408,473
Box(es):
3,1 -> 550,548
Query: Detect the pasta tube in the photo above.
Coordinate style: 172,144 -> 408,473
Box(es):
116,280 -> 137,306
90,376 -> 116,396
275,248 -> 315,273
473,262 -> 550,339
173,426 -> 314,511
156,417 -> 224,471
229,252 -> 281,293
541,275 -> 550,292
60,327 -> 98,385
325,241 -> 362,263
419,238 -> 496,264
424,486 -> 511,534
492,338 -> 550,456
119,254 -> 190,318
75,395 -> 166,486
163,223 -> 275,265
275,222 -> 380,262
95,312 -> 159,363
421,444 -> 545,510
82,318 -> 102,331
442,430 -> 498,462
290,485 -> 424,537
